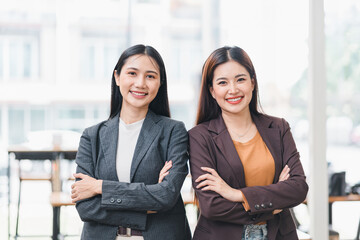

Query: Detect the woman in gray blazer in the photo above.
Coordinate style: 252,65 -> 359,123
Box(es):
71,45 -> 191,240
189,46 -> 308,240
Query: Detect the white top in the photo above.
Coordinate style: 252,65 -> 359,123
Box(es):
116,118 -> 144,183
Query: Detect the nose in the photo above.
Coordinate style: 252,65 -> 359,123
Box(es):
228,82 -> 238,94
134,75 -> 146,88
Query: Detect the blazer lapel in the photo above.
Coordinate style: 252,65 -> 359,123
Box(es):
100,114 -> 120,181
252,114 -> 282,183
210,116 -> 246,188
130,110 -> 161,182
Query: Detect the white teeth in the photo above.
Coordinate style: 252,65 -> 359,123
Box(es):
227,97 -> 242,102
131,91 -> 146,96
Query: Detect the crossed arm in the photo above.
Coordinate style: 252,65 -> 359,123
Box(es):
71,122 -> 188,226
71,160 -> 172,203
189,121 -> 307,224
195,165 -> 290,215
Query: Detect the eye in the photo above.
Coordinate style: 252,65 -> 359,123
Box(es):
147,74 -> 156,79
237,78 -> 245,82
128,71 -> 136,76
218,81 -> 227,85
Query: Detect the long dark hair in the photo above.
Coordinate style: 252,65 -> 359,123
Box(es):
109,44 -> 170,119
196,46 -> 261,125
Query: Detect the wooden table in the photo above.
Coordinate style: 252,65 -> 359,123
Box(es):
7,148 -> 77,240
329,194 -> 360,240
303,194 -> 360,239
297,229 -> 311,240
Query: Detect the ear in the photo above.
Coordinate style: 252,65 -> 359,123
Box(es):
114,70 -> 120,86
209,86 -> 216,99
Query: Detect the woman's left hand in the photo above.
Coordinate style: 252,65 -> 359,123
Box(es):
158,160 -> 172,183
195,167 -> 243,202
71,173 -> 103,203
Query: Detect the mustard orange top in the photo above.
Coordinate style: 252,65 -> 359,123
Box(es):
232,130 -> 275,213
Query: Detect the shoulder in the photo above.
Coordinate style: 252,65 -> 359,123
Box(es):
188,121 -> 211,138
254,113 -> 290,131
157,115 -> 184,128
82,119 -> 107,137
156,115 -> 185,129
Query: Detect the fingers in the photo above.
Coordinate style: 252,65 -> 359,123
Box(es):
71,196 -> 79,203
200,185 -> 214,191
195,173 -> 217,183
273,209 -> 283,215
279,165 -> 290,182
158,171 -> 169,183
200,167 -> 220,177
196,179 -> 214,189
160,161 -> 172,175
195,167 -> 222,190
280,165 -> 289,177
73,173 -> 86,179
158,161 -> 172,183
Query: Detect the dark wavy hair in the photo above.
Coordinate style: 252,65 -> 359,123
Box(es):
109,44 -> 170,119
196,46 -> 262,125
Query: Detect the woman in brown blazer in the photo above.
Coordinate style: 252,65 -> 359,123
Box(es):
189,46 -> 308,240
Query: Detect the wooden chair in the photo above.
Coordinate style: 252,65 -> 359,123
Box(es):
49,192 -> 76,240
15,161 -> 52,239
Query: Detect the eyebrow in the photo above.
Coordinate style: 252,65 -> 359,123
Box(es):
215,73 -> 247,82
126,67 -> 159,75
235,73 -> 247,78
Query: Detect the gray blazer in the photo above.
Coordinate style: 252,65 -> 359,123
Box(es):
75,110 -> 191,240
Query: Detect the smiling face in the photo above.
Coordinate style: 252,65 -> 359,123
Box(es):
115,54 -> 161,114
210,60 -> 254,116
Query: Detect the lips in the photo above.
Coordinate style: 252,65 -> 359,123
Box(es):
130,91 -> 148,98
226,96 -> 243,104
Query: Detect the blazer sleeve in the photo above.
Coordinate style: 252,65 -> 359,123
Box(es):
75,127 -> 147,229
100,121 -> 189,212
189,128 -> 274,225
240,118 -> 309,215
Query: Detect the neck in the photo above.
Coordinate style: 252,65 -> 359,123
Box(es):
120,102 -> 148,124
221,108 -> 252,130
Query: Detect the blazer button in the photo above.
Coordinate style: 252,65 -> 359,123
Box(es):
110,198 -> 115,203
268,202 -> 273,208
116,199 -> 122,204
261,203 -> 266,209
254,204 -> 260,210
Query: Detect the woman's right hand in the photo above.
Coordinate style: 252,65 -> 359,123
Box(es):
273,165 -> 290,214
158,160 -> 172,183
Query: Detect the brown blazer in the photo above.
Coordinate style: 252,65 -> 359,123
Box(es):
189,113 -> 308,240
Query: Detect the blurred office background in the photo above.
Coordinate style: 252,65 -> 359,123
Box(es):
0,0 -> 360,239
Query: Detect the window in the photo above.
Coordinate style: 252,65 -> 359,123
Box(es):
30,109 -> 46,131
0,110 -> 2,139
58,109 -> 85,120
0,42 -> 3,80
9,108 -> 25,144
0,35 -> 39,82
104,45 -> 121,79
81,36 -> 124,82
